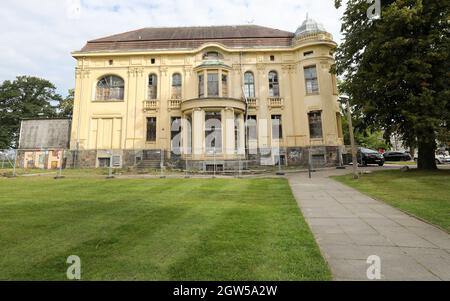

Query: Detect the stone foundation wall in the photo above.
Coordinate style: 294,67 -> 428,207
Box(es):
65,146 -> 343,169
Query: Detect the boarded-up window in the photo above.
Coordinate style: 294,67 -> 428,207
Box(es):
148,74 -> 158,99
222,73 -> 228,97
146,117 -> 157,142
89,118 -> 122,149
247,115 -> 257,140
271,115 -> 282,139
207,72 -> 219,97
171,73 -> 182,99
198,73 -> 205,97
205,112 -> 222,153
171,117 -> 182,153
308,111 -> 323,139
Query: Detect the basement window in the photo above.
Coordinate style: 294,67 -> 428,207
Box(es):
108,60 -> 114,66
150,58 -> 156,64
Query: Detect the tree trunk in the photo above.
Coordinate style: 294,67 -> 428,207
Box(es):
417,134 -> 437,170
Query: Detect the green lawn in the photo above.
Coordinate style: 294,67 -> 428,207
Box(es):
0,176 -> 330,280
334,170 -> 450,232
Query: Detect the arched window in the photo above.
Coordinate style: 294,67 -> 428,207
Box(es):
202,51 -> 223,60
148,74 -> 158,100
244,72 -> 255,98
171,73 -> 182,99
268,71 -> 279,97
96,75 -> 124,101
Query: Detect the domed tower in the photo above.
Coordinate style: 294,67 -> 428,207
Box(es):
295,16 -> 327,37
293,15 -> 333,44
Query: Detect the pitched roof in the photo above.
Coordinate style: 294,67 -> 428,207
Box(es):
80,25 -> 295,52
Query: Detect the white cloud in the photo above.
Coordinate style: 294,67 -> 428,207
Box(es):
0,0 -> 346,96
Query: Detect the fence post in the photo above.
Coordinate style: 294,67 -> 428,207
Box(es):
160,149 -> 166,178
184,147 -> 190,179
12,149 -> 18,177
276,146 -> 285,176
213,148 -> 216,179
55,149 -> 65,179
107,150 -> 114,179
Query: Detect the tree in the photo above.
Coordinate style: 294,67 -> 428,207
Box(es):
340,103 -> 391,150
334,0 -> 450,170
58,89 -> 74,118
0,76 -> 61,149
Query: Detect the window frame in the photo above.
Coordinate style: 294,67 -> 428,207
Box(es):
268,71 -> 280,97
171,73 -> 182,99
148,73 -> 158,100
271,114 -> 283,140
304,65 -> 320,95
95,75 -> 125,101
146,117 -> 157,143
244,71 -> 255,98
308,110 -> 323,139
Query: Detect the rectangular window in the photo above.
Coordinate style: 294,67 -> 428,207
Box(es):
198,74 -> 205,97
146,117 -> 157,142
234,114 -> 240,151
247,115 -> 257,140
308,111 -> 323,139
304,66 -> 319,94
171,117 -> 182,153
222,73 -> 228,97
271,115 -> 283,139
207,72 -> 219,97
205,112 -> 222,153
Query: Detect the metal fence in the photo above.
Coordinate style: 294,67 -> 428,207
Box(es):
1,145 -> 349,179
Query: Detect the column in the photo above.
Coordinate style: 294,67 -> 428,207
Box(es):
223,108 -> 235,158
192,108 -> 204,158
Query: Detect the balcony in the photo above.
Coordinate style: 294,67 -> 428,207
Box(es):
244,97 -> 258,108
168,99 -> 182,110
268,97 -> 284,110
143,100 -> 159,112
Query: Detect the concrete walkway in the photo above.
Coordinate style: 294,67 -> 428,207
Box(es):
288,169 -> 450,281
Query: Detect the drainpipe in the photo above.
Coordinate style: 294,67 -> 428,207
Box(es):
239,52 -> 249,159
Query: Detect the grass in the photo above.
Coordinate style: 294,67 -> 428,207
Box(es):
0,176 -> 330,280
384,161 -> 417,166
333,170 -> 450,232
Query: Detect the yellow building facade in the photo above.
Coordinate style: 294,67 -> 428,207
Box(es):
70,19 -> 344,169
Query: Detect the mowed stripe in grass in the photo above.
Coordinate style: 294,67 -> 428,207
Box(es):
0,177 -> 331,280
334,170 -> 450,232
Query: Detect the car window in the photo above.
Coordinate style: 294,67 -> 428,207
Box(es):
361,148 -> 378,154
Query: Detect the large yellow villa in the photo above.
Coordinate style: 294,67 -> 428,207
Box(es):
69,18 -> 344,169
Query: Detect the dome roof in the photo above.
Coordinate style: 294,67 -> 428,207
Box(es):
295,17 -> 327,37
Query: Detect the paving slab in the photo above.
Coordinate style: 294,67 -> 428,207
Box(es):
288,169 -> 450,281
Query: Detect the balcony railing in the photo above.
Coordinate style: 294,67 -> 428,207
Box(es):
168,99 -> 182,110
268,97 -> 284,109
245,97 -> 258,108
143,100 -> 159,111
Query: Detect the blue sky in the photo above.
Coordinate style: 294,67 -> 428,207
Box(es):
0,0 -> 346,97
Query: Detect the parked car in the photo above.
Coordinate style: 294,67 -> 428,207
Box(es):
357,148 -> 385,166
414,154 -> 450,165
383,151 -> 412,161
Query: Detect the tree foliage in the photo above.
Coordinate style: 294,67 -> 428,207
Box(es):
0,76 -> 61,149
334,0 -> 450,169
58,89 -> 74,118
